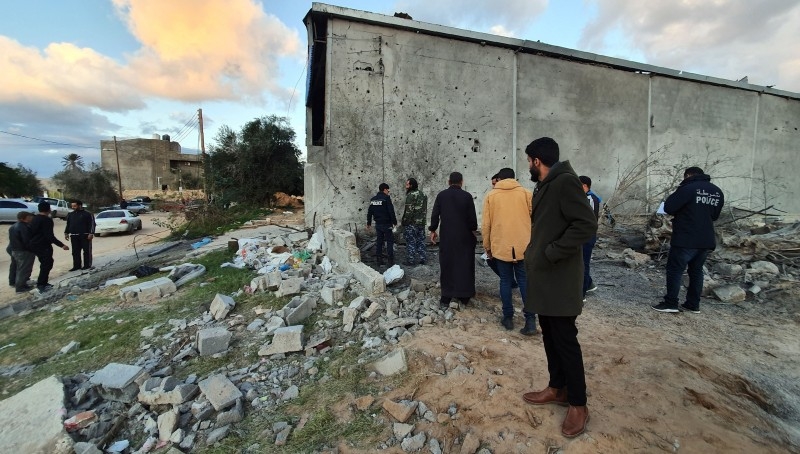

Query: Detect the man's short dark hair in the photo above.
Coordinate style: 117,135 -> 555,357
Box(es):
579,176 -> 592,188
37,202 -> 51,213
490,174 -> 499,181
407,178 -> 418,191
497,168 -> 515,180
379,183 -> 390,192
684,167 -> 704,178
70,199 -> 83,206
525,137 -> 559,167
449,172 -> 463,185
17,211 -> 33,221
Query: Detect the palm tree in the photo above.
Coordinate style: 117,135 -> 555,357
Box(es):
62,153 -> 85,171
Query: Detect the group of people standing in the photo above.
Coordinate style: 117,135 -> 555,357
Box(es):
7,200 -> 96,294
365,136 -> 724,439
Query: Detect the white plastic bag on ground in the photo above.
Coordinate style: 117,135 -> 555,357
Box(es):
320,256 -> 332,274
383,264 -> 404,284
307,230 -> 325,251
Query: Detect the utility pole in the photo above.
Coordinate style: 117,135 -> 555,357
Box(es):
198,108 -> 207,198
113,136 -> 123,201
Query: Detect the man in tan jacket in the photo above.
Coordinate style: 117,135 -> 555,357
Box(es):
482,167 -> 536,335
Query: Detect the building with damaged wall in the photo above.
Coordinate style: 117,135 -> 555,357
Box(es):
302,3 -> 800,228
100,136 -> 202,192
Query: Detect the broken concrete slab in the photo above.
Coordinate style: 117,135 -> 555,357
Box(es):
713,284 -> 747,303
138,382 -> 199,406
380,317 -> 418,331
285,295 -> 318,325
320,284 -> 345,304
713,262 -> 744,277
265,315 -> 286,334
276,277 -> 304,297
371,348 -> 408,376
259,325 -> 304,356
0,375 -> 74,454
91,363 -> 147,390
119,277 -> 177,302
749,260 -> 780,275
342,307 -> 358,332
362,301 -> 384,320
350,262 -> 386,294
210,294 -> 236,320
393,422 -> 414,439
197,327 -> 232,356
198,375 -> 243,411
157,408 -> 178,441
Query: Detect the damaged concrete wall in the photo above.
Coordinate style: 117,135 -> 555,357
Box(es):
304,7 -> 800,227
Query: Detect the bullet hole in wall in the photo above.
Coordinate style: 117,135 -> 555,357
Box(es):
412,130 -> 416,133
472,139 -> 480,152
351,185 -> 356,189
367,90 -> 370,93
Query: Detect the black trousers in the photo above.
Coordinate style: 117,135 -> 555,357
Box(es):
33,246 -> 54,286
70,235 -> 92,268
539,315 -> 587,406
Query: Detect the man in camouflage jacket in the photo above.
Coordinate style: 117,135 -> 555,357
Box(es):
401,178 -> 428,265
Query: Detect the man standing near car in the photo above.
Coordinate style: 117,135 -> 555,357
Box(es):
8,211 -> 35,293
31,202 -> 69,291
64,200 -> 95,271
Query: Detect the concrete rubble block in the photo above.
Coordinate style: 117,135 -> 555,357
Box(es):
342,307 -> 358,332
198,374 -> 243,411
622,248 -> 650,268
285,295 -> 318,325
197,327 -> 232,356
324,228 -> 361,265
320,284 -> 345,304
265,315 -> 287,334
206,425 -> 230,445
287,231 -> 309,243
0,376 -> 74,454
380,317 -> 419,331
713,284 -> 747,303
460,433 -> 480,454
410,279 -> 427,293
250,275 -> 269,292
91,363 -> 148,390
157,408 -> 178,441
393,422 -> 415,440
266,269 -> 282,290
401,432 -> 426,452
382,399 -> 417,422
362,301 -> 385,320
749,260 -> 780,275
713,262 -> 743,277
371,348 -> 408,376
349,296 -> 368,310
276,277 -> 304,297
210,293 -> 236,320
259,325 -> 304,356
138,383 -> 199,406
216,399 -> 244,426
119,277 -> 176,302
247,318 -> 265,331
350,262 -> 386,294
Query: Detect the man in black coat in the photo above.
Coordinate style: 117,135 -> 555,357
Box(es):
429,172 -> 478,308
64,200 -> 96,271
366,183 -> 397,266
653,167 -> 724,314
8,211 -> 35,293
30,202 -> 70,291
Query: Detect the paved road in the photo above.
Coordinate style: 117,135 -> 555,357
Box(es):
1,212 -> 173,305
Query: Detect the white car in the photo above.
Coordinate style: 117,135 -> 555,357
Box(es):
0,199 -> 40,223
94,210 -> 143,236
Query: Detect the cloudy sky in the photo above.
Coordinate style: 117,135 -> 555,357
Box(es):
1,0 -> 798,179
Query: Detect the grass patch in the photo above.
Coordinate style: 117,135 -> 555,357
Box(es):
157,204 -> 274,240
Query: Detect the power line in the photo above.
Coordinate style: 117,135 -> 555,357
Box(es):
0,130 -> 96,149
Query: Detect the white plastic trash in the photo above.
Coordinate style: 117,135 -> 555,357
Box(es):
383,264 -> 404,284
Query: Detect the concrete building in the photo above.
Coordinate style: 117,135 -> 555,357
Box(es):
100,136 -> 202,192
302,3 -> 800,228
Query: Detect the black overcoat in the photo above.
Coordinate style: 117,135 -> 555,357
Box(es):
429,185 -> 477,299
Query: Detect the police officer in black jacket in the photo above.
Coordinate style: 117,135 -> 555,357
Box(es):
64,200 -> 96,271
366,183 -> 397,266
8,211 -> 35,293
653,167 -> 724,314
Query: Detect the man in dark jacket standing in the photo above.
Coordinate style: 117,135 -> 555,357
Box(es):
31,202 -> 70,291
8,211 -> 35,293
652,167 -> 724,313
366,183 -> 397,266
64,200 -> 95,271
521,137 -> 597,438
429,172 -> 478,308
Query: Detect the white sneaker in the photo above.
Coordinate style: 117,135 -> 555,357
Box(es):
587,285 -> 598,293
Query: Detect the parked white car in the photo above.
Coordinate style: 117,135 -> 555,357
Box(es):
0,199 -> 40,223
94,210 -> 143,235
32,197 -> 72,219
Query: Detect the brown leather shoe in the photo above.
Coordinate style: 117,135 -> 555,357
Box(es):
522,387 -> 568,406
561,405 -> 589,438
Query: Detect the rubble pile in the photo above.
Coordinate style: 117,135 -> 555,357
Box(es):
46,224 -> 483,452
630,219 -> 800,303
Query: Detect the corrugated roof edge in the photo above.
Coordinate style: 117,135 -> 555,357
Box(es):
306,2 -> 800,101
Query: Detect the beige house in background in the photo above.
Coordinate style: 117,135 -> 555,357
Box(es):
99,135 -> 202,192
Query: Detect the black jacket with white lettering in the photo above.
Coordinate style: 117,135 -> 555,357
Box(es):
664,174 -> 724,249
367,192 -> 397,226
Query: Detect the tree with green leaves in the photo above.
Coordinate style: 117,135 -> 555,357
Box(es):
53,163 -> 118,209
0,162 -> 43,197
205,115 -> 304,206
61,153 -> 85,171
